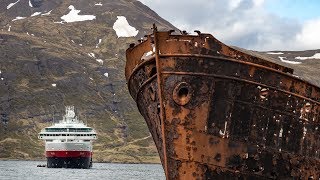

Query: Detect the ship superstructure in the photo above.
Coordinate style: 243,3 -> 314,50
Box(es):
38,106 -> 97,168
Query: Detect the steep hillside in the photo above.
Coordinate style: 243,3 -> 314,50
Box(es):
262,50 -> 320,86
235,47 -> 320,86
0,0 -> 176,163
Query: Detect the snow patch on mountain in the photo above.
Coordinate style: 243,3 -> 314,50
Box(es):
88,53 -> 95,58
61,5 -> 96,23
41,10 -> 52,16
31,12 -> 42,17
29,0 -> 33,7
7,0 -> 20,9
113,16 -> 139,37
96,59 -> 103,65
54,21 -> 64,24
12,17 -> 26,21
295,53 -> 320,60
96,39 -> 102,48
278,56 -> 301,64
266,52 -> 284,55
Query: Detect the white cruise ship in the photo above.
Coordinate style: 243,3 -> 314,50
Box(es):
38,106 -> 97,168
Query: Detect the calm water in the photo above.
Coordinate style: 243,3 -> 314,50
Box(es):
0,160 -> 165,180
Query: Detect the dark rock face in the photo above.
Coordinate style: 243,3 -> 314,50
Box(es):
30,0 -> 43,8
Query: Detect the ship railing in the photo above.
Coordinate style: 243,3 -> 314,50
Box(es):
43,128 -> 94,132
39,130 -> 97,141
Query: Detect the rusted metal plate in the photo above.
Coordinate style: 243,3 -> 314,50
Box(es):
125,26 -> 320,179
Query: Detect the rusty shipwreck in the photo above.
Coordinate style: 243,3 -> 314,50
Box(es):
125,26 -> 320,179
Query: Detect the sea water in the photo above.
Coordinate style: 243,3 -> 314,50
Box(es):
0,160 -> 165,180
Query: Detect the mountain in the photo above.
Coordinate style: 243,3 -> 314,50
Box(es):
0,0 -> 177,163
230,47 -> 320,86
261,50 -> 320,86
0,0 -> 319,163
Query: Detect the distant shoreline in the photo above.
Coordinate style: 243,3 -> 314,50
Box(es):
0,158 -> 162,165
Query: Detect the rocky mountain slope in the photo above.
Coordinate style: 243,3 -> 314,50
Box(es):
262,50 -> 320,86
0,0 -> 176,163
233,47 -> 320,86
0,0 -> 319,163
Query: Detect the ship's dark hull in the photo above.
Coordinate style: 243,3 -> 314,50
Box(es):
46,157 -> 92,169
45,150 -> 92,169
125,29 -> 320,179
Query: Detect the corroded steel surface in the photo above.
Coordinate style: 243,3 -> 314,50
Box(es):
125,26 -> 320,179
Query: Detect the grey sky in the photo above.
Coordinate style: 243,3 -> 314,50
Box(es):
139,0 -> 320,51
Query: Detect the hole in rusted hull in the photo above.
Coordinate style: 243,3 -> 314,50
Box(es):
173,82 -> 193,106
149,67 -> 157,78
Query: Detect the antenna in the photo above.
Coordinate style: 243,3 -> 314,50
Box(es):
85,113 -> 87,125
81,110 -> 87,125
51,105 -> 56,125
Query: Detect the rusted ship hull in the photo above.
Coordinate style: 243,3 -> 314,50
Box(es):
125,27 -> 320,179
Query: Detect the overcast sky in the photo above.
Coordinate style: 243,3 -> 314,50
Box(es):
139,0 -> 320,51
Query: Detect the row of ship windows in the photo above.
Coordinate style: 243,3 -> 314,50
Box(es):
39,134 -> 96,136
45,140 -> 91,142
44,128 -> 93,132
